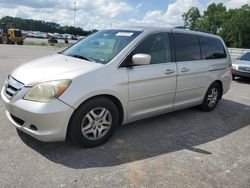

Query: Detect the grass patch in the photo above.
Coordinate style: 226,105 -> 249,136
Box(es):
23,41 -> 70,48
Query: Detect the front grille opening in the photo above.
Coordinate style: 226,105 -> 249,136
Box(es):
10,114 -> 25,126
7,85 -> 18,91
238,67 -> 250,72
29,124 -> 38,131
6,90 -> 13,97
4,76 -> 24,99
5,85 -> 19,98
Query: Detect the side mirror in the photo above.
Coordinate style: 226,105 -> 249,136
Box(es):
132,53 -> 151,66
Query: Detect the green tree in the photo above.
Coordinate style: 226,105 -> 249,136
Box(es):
182,3 -> 250,48
0,16 -> 94,36
196,3 -> 227,34
182,7 -> 201,29
220,5 -> 250,48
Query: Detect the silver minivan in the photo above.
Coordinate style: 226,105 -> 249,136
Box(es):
1,27 -> 232,147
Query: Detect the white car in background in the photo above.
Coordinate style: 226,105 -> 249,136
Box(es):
231,52 -> 250,79
1,27 -> 232,147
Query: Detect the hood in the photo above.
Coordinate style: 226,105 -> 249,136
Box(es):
234,60 -> 250,66
11,54 -> 102,85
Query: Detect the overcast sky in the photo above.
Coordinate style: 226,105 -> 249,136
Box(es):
0,0 -> 249,30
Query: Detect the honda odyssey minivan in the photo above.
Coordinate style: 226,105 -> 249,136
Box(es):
1,27 -> 232,147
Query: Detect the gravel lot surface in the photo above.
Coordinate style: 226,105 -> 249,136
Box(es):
0,44 -> 250,188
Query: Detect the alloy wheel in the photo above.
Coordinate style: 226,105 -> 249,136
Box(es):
81,107 -> 112,140
207,88 -> 218,107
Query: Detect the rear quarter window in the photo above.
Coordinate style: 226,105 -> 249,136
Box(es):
200,36 -> 226,59
173,33 -> 201,62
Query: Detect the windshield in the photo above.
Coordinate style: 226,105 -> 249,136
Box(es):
14,30 -> 22,37
239,52 -> 250,61
63,30 -> 141,64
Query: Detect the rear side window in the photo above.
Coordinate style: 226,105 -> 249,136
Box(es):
174,33 -> 201,61
200,36 -> 226,59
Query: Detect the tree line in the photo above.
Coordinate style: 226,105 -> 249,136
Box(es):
182,3 -> 250,48
0,16 -> 97,36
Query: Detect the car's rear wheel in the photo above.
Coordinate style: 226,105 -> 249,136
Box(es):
232,75 -> 236,80
200,82 -> 221,111
69,97 -> 119,148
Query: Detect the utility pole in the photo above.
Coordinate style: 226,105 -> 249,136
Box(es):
74,0 -> 77,27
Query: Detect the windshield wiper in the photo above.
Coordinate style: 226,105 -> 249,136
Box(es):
67,53 -> 95,62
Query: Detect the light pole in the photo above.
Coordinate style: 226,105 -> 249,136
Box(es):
74,0 -> 77,27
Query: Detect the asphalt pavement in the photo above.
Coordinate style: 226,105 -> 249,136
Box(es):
0,44 -> 250,188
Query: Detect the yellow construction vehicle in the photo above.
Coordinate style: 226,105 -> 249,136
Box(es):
0,23 -> 25,45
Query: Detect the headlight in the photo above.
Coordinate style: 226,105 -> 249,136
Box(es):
24,79 -> 71,102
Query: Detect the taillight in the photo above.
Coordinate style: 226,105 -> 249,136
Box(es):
229,64 -> 237,73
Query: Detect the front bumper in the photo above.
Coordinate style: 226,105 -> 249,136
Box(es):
1,87 -> 74,142
232,70 -> 250,78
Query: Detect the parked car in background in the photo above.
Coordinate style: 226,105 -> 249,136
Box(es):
78,35 -> 86,40
1,27 -> 232,148
36,32 -> 47,38
231,52 -> 250,79
71,35 -> 78,40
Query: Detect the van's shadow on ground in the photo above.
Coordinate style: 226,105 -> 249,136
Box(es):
18,99 -> 250,169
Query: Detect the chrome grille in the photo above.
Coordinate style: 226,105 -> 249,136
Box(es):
238,66 -> 250,72
4,76 -> 24,99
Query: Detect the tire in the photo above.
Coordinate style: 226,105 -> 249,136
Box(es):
69,97 -> 119,148
2,36 -> 7,44
7,40 -> 14,45
200,82 -> 221,112
17,41 -> 23,45
232,75 -> 236,80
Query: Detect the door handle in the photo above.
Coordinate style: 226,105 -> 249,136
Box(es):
164,69 -> 175,74
181,67 -> 190,73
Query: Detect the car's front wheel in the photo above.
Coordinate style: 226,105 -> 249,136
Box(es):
69,97 -> 119,148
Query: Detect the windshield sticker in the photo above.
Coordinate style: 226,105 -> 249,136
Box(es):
116,32 -> 134,37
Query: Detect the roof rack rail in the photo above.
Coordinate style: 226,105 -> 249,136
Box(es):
174,26 -> 211,34
174,26 -> 190,30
